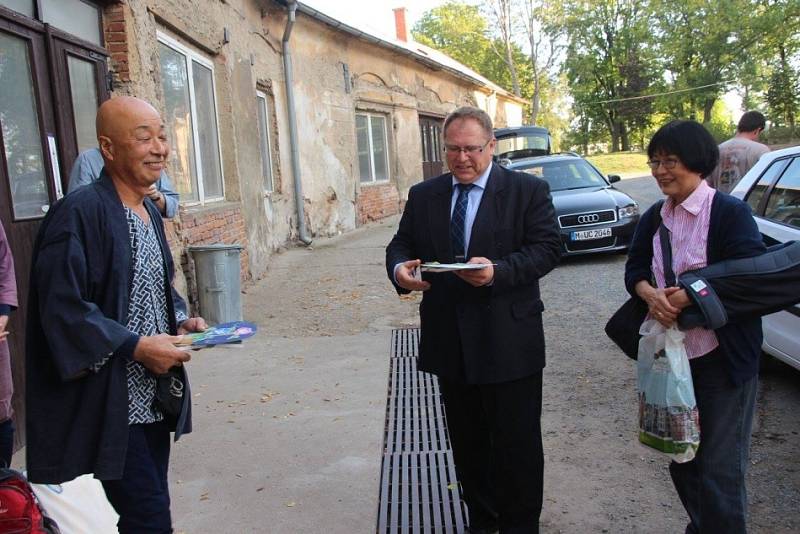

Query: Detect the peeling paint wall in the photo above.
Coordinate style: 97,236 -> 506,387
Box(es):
114,0 -> 295,283
262,9 -> 524,206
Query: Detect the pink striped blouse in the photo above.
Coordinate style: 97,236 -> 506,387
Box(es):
651,180 -> 719,359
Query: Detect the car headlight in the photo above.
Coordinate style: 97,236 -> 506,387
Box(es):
618,203 -> 639,218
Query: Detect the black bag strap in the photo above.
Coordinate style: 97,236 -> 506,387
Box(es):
659,223 -> 676,287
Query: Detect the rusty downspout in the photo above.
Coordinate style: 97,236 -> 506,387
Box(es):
282,0 -> 312,245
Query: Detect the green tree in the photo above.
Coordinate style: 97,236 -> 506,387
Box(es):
561,0 -> 658,151
412,2 -> 495,79
413,1 -> 533,110
749,0 -> 800,129
482,0 -> 522,96
653,0 -> 751,123
520,0 -> 564,124
766,45 -> 799,129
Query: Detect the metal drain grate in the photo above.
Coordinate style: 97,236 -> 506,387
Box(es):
377,328 -> 468,533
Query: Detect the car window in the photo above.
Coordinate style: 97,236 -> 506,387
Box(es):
763,158 -> 800,228
518,159 -> 606,191
745,158 -> 790,213
495,133 -> 550,159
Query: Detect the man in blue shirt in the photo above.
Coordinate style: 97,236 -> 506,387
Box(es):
69,146 -> 179,218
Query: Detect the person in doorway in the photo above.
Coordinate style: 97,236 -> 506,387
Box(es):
626,119 -> 765,533
69,146 -> 179,218
0,220 -> 17,468
26,96 -> 206,533
706,110 -> 770,193
386,106 -> 561,533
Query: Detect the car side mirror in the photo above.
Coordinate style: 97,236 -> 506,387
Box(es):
608,174 -> 621,183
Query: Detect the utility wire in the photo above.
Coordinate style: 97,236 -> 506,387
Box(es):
585,81 -> 734,105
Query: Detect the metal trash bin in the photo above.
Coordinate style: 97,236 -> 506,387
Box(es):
189,244 -> 243,324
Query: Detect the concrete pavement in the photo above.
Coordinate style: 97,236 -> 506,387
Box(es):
171,217 -> 413,534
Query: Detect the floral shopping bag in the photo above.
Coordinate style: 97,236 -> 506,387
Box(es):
636,320 -> 700,463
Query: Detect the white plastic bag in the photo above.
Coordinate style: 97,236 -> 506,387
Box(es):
636,319 -> 700,463
30,474 -> 119,533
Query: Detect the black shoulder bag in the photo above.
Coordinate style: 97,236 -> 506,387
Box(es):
605,202 -> 673,359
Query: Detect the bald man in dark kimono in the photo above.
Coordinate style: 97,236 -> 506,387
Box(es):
26,97 -> 206,533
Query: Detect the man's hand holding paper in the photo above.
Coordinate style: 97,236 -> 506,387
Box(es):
456,257 -> 494,287
395,259 -> 431,292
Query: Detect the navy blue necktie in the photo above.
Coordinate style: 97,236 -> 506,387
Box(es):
450,183 -> 474,262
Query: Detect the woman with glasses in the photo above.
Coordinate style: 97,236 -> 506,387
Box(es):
624,120 -> 765,533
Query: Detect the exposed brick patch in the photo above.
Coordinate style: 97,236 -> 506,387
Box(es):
169,205 -> 251,315
357,183 -> 400,225
102,4 -> 130,82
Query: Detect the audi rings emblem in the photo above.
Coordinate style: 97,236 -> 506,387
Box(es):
577,213 -> 600,224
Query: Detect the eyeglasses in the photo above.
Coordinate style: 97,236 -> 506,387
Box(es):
444,139 -> 491,155
647,158 -> 680,170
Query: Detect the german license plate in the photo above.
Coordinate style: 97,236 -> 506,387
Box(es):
571,227 -> 612,241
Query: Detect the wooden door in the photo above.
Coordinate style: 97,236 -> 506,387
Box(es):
50,33 -> 109,178
0,5 -> 109,448
0,18 -> 61,448
419,116 -> 444,180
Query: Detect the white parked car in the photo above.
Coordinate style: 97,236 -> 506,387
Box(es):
730,144 -> 800,370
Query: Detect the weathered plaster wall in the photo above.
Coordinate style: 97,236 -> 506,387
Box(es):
272,11 -> 525,209
107,0 -> 298,284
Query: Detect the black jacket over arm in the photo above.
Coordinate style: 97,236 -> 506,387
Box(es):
677,240 -> 800,329
26,175 -> 191,484
386,164 -> 561,384
625,192 -> 766,385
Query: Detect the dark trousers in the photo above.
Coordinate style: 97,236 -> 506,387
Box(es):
102,421 -> 173,534
439,372 -> 543,534
669,350 -> 758,534
0,419 -> 13,468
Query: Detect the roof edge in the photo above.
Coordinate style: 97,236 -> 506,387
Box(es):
281,1 -> 526,104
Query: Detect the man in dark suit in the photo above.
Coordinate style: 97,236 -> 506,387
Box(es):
386,107 -> 561,533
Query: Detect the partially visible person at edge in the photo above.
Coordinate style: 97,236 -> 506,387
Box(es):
26,96 -> 207,533
706,110 -> 770,193
625,119 -> 765,534
69,146 -> 179,218
386,106 -> 561,533
0,220 -> 16,468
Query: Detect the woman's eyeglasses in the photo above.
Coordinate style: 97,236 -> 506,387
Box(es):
647,158 -> 680,170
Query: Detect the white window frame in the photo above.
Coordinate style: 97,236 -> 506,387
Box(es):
356,112 -> 390,184
256,90 -> 275,193
157,31 -> 225,205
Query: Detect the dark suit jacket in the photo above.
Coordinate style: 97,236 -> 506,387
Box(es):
386,163 -> 561,384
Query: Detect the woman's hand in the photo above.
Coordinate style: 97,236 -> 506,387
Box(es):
666,288 -> 692,310
635,281 -> 681,327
